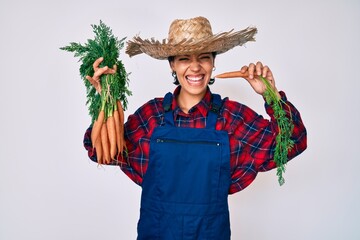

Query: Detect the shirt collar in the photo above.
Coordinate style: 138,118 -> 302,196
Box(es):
171,86 -> 212,118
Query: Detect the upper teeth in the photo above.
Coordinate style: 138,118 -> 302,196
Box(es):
187,76 -> 202,81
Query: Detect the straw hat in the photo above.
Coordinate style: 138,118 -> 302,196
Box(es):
125,16 -> 258,60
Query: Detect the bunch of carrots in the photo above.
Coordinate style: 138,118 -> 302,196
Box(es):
90,74 -> 126,164
60,21 -> 131,164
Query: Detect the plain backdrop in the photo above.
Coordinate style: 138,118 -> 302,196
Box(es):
1,0 -> 359,239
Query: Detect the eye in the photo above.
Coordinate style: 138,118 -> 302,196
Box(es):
200,55 -> 211,59
175,55 -> 190,61
199,54 -> 212,62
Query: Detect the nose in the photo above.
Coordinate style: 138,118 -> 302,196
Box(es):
189,59 -> 201,72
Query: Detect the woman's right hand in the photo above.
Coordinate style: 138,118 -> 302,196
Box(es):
85,57 -> 117,93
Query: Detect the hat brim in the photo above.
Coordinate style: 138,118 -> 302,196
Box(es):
126,27 -> 257,60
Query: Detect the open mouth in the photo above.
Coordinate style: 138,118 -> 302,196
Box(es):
186,75 -> 205,85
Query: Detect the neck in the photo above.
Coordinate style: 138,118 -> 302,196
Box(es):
176,90 -> 206,114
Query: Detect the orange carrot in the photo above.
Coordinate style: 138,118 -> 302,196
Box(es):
113,109 -> 122,158
106,114 -> 117,159
94,136 -> 103,164
117,100 -> 125,154
214,70 -> 250,79
100,123 -> 110,164
91,110 -> 105,147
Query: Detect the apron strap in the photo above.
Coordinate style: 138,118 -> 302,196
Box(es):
206,93 -> 221,129
163,92 -> 175,126
162,92 -> 222,129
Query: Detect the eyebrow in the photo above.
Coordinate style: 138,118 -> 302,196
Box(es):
177,55 -> 190,58
177,53 -> 212,58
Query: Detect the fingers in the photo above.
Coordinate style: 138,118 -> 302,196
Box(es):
106,69 -> 116,75
102,65 -> 117,75
239,61 -> 278,96
92,57 -> 117,79
93,65 -> 109,81
244,61 -> 274,80
255,62 -> 263,76
112,64 -> 117,73
248,63 -> 256,79
93,57 -> 117,73
240,65 -> 248,73
93,57 -> 104,72
86,75 -> 101,93
258,62 -> 274,82
87,57 -> 117,94
263,67 -> 274,81
249,61 -> 263,79
86,75 -> 95,85
258,63 -> 273,80
240,63 -> 262,79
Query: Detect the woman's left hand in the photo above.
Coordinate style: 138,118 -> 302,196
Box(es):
240,61 -> 280,98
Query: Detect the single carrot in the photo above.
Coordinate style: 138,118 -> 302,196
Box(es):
106,114 -> 117,159
91,110 -> 105,147
117,100 -> 125,154
101,123 -> 111,164
214,70 -> 250,79
113,108 -> 122,158
94,136 -> 103,164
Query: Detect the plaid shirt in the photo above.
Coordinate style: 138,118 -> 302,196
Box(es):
84,86 -> 307,194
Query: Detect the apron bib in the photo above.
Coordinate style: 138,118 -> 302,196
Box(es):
137,93 -> 231,240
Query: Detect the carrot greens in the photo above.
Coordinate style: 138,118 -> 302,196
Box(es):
60,20 -> 131,122
60,21 -> 131,163
260,76 -> 294,185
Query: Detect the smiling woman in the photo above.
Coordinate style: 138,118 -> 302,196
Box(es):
169,53 -> 216,112
169,52 -> 217,84
82,16 -> 307,239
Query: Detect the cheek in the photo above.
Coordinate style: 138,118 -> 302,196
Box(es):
175,67 -> 190,78
204,64 -> 214,74
203,59 -> 215,69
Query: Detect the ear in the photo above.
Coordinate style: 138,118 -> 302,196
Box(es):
169,61 -> 175,72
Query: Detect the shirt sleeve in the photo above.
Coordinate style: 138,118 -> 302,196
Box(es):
260,91 -> 307,170
83,125 -> 130,167
228,91 -> 307,193
83,98 -> 164,186
83,111 -> 147,186
83,125 -> 97,162
83,114 -> 147,185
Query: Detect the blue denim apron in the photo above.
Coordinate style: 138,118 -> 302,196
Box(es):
137,93 -> 231,240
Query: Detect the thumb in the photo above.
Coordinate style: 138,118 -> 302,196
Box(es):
85,76 -> 94,84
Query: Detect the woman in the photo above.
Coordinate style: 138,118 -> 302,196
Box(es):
84,16 -> 307,239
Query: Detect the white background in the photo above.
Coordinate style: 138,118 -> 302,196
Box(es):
1,0 -> 359,239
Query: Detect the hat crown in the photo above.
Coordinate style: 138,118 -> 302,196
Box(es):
168,16 -> 213,45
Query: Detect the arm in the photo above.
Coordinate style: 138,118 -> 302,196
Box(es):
239,61 -> 307,166
252,91 -> 307,171
228,92 -> 307,193
83,95 -> 164,186
228,62 -> 307,192
83,115 -> 144,186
